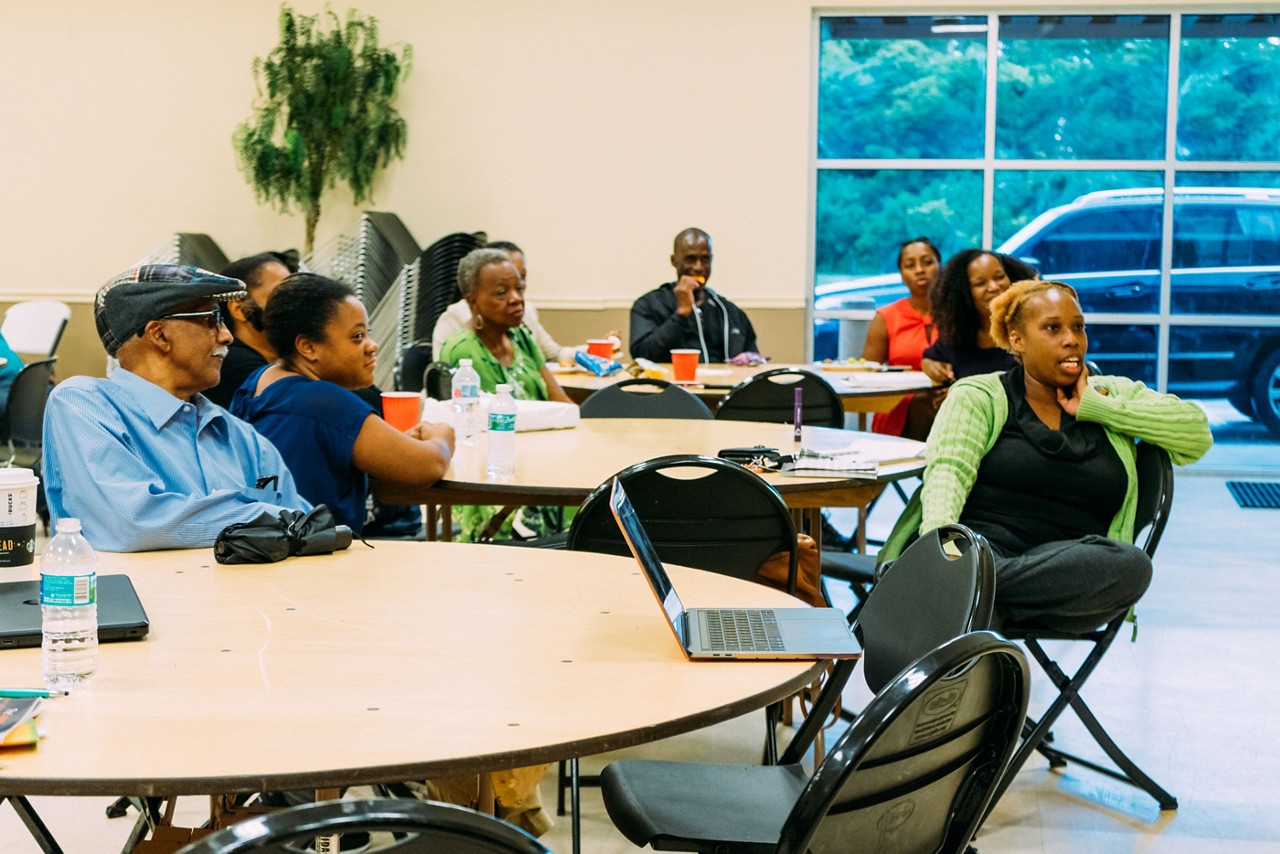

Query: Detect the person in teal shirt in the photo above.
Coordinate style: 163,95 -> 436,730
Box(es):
0,332 -> 25,412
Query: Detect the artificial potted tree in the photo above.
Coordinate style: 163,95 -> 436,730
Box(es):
234,5 -> 412,254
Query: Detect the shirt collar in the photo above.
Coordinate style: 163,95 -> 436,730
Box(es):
108,368 -> 229,432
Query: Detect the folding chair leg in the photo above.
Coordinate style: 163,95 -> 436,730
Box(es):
989,632 -> 1177,814
570,757 -> 581,854
1040,693 -> 1178,810
555,760 -> 567,816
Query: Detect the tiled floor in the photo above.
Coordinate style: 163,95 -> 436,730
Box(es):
2,471 -> 1278,852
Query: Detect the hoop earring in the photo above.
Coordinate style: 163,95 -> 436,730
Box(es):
473,315 -> 484,331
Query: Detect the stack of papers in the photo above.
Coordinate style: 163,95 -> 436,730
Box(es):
782,433 -> 926,479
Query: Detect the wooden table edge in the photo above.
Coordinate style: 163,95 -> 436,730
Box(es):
0,660 -> 826,798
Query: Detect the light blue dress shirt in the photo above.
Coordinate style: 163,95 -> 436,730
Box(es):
42,369 -> 310,552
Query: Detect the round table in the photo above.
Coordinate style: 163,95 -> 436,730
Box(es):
0,542 -> 822,798
553,362 -> 932,419
373,420 -> 926,542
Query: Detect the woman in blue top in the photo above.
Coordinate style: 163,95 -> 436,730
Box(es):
231,274 -> 454,534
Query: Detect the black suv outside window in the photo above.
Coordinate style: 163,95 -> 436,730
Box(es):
1021,208 -> 1161,274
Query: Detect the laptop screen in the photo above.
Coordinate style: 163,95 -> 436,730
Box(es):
609,479 -> 688,646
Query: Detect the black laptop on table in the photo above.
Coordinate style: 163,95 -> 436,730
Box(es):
0,574 -> 150,649
609,479 -> 861,661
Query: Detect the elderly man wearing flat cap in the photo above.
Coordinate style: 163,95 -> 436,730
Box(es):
42,264 -> 310,551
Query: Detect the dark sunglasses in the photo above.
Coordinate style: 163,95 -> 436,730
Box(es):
158,307 -> 225,330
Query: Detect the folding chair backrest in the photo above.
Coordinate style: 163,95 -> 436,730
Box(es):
174,798 -> 550,853
580,379 -> 713,420
2,358 -> 57,447
854,523 -> 996,693
1,301 -> 70,359
715,368 -> 844,428
412,231 -> 486,342
778,632 -> 1029,854
1133,440 -> 1174,559
423,361 -> 455,402
395,339 -> 433,393
567,454 -> 797,587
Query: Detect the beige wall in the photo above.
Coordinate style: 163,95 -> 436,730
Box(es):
4,1 -> 1263,376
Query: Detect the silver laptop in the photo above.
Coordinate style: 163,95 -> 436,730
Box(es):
0,574 -> 150,649
609,479 -> 861,660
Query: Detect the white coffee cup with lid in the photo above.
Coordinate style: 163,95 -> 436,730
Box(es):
0,467 -> 39,567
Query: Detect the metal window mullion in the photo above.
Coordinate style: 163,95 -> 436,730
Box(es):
806,11 -> 823,362
1155,15 -> 1183,394
982,13 -> 1000,249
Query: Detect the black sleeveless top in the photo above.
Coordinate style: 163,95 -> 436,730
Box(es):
959,367 -> 1127,554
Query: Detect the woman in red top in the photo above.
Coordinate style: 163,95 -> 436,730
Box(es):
862,237 -> 942,439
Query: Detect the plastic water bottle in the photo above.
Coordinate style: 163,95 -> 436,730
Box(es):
41,518 -> 98,688
487,383 -> 517,481
451,358 -> 483,445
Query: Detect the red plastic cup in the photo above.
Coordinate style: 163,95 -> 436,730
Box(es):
671,349 -> 700,383
381,391 -> 421,432
587,339 -> 613,359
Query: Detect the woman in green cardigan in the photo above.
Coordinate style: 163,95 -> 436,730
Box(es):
916,279 -> 1212,631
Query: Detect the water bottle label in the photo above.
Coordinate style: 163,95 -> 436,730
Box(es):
41,573 -> 96,606
462,382 -> 479,399
489,412 -> 516,432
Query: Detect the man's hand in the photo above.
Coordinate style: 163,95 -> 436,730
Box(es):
921,357 -> 955,384
673,275 -> 704,316
410,421 -> 456,453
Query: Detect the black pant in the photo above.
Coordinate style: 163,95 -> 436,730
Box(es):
992,535 -> 1153,633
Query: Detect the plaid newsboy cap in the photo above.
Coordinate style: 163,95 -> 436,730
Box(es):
94,264 -> 247,355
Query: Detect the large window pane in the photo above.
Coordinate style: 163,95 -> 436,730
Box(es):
1170,325 -> 1280,465
996,173 -> 1164,313
1088,323 -> 1157,385
1178,15 -> 1280,162
814,169 -> 982,308
996,16 -> 1169,160
1168,177 -> 1280,315
818,17 -> 987,159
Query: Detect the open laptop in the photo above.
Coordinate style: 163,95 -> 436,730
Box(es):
609,479 -> 861,660
0,574 -> 150,649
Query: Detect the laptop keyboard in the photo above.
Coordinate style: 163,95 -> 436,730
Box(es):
703,609 -> 785,652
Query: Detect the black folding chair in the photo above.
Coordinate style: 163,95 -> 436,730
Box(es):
174,798 -> 550,853
715,368 -> 844,428
422,361 -> 455,401
600,631 -> 1029,854
559,455 -> 800,853
990,441 -> 1179,812
0,357 -> 57,469
579,378 -> 713,419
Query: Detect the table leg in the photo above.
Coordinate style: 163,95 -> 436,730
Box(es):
425,505 -> 455,542
3,795 -> 63,853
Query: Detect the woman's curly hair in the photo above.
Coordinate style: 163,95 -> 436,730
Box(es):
929,250 -> 1039,348
989,280 -> 1080,351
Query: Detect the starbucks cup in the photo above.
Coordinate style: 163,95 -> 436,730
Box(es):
0,468 -> 39,567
